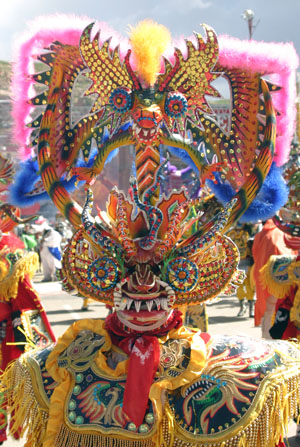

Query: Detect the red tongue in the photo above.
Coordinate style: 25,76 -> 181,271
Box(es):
139,120 -> 155,129
121,335 -> 160,426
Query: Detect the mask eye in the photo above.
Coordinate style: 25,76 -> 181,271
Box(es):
166,257 -> 198,292
165,92 -> 188,118
109,87 -> 132,113
87,256 -> 119,291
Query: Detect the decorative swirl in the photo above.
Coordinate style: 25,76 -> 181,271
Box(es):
176,198 -> 237,257
129,176 -> 163,250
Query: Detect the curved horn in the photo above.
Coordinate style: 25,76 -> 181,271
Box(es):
175,198 -> 236,257
0,204 -> 37,225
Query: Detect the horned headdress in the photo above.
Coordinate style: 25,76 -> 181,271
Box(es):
10,16 -> 298,313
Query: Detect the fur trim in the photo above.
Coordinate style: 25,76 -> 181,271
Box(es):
207,163 -> 289,223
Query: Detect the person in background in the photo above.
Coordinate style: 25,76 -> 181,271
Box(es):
40,226 -> 62,282
252,219 -> 298,338
20,223 -> 37,252
0,230 -> 56,444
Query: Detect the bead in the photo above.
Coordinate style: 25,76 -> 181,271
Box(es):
145,413 -> 154,424
127,422 -> 137,431
68,411 -> 76,421
68,400 -> 76,410
73,385 -> 81,395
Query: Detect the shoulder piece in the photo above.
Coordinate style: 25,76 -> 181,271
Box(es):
165,334 -> 300,446
260,254 -> 299,299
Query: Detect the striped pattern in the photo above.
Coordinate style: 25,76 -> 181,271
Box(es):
135,143 -> 160,200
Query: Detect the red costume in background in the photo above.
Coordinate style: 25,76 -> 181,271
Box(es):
252,219 -> 298,326
0,232 -> 55,444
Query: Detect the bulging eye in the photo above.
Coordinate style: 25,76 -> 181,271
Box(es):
109,87 -> 132,113
165,92 -> 188,118
165,257 -> 198,292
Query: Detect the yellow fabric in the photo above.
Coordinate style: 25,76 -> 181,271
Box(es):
0,252 -> 39,301
236,270 -> 255,302
0,355 -> 49,446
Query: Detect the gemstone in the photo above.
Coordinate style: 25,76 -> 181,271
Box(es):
138,424 -> 149,433
145,413 -> 154,424
75,416 -> 84,425
68,411 -> 76,421
127,422 -> 137,431
73,385 -> 81,395
68,400 -> 76,410
76,373 -> 84,383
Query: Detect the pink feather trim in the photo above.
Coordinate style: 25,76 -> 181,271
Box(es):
11,14 -> 127,160
218,35 -> 299,166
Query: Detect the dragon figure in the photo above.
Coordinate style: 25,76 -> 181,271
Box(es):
2,16 -> 300,447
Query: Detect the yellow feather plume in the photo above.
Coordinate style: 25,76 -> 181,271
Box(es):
129,20 -> 171,86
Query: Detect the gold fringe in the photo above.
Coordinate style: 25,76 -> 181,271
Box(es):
0,252 -> 39,301
54,423 -> 154,447
260,256 -> 293,300
163,368 -> 300,447
0,356 -> 48,447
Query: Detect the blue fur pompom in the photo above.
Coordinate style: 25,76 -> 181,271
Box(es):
207,163 -> 289,223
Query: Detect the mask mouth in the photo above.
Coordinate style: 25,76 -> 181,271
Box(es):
132,120 -> 160,144
131,104 -> 163,144
113,279 -> 176,331
116,309 -> 173,332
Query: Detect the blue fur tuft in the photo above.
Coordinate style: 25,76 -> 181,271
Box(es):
207,163 -> 289,223
9,149 -> 99,208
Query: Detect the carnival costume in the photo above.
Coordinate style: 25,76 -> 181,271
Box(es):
2,15 -> 300,447
0,154 -> 56,444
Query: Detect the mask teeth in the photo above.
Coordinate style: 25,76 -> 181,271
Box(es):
134,300 -> 142,312
146,300 -> 154,312
161,298 -> 168,310
119,298 -> 127,310
114,293 -> 175,312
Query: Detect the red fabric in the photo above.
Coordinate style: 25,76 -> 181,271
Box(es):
16,275 -> 56,342
0,275 -> 55,370
273,255 -> 300,340
274,289 -> 298,340
0,301 -> 22,370
252,219 -> 298,326
105,310 -> 182,426
0,232 -> 24,251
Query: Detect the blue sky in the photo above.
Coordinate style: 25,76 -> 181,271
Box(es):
0,0 -> 299,63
